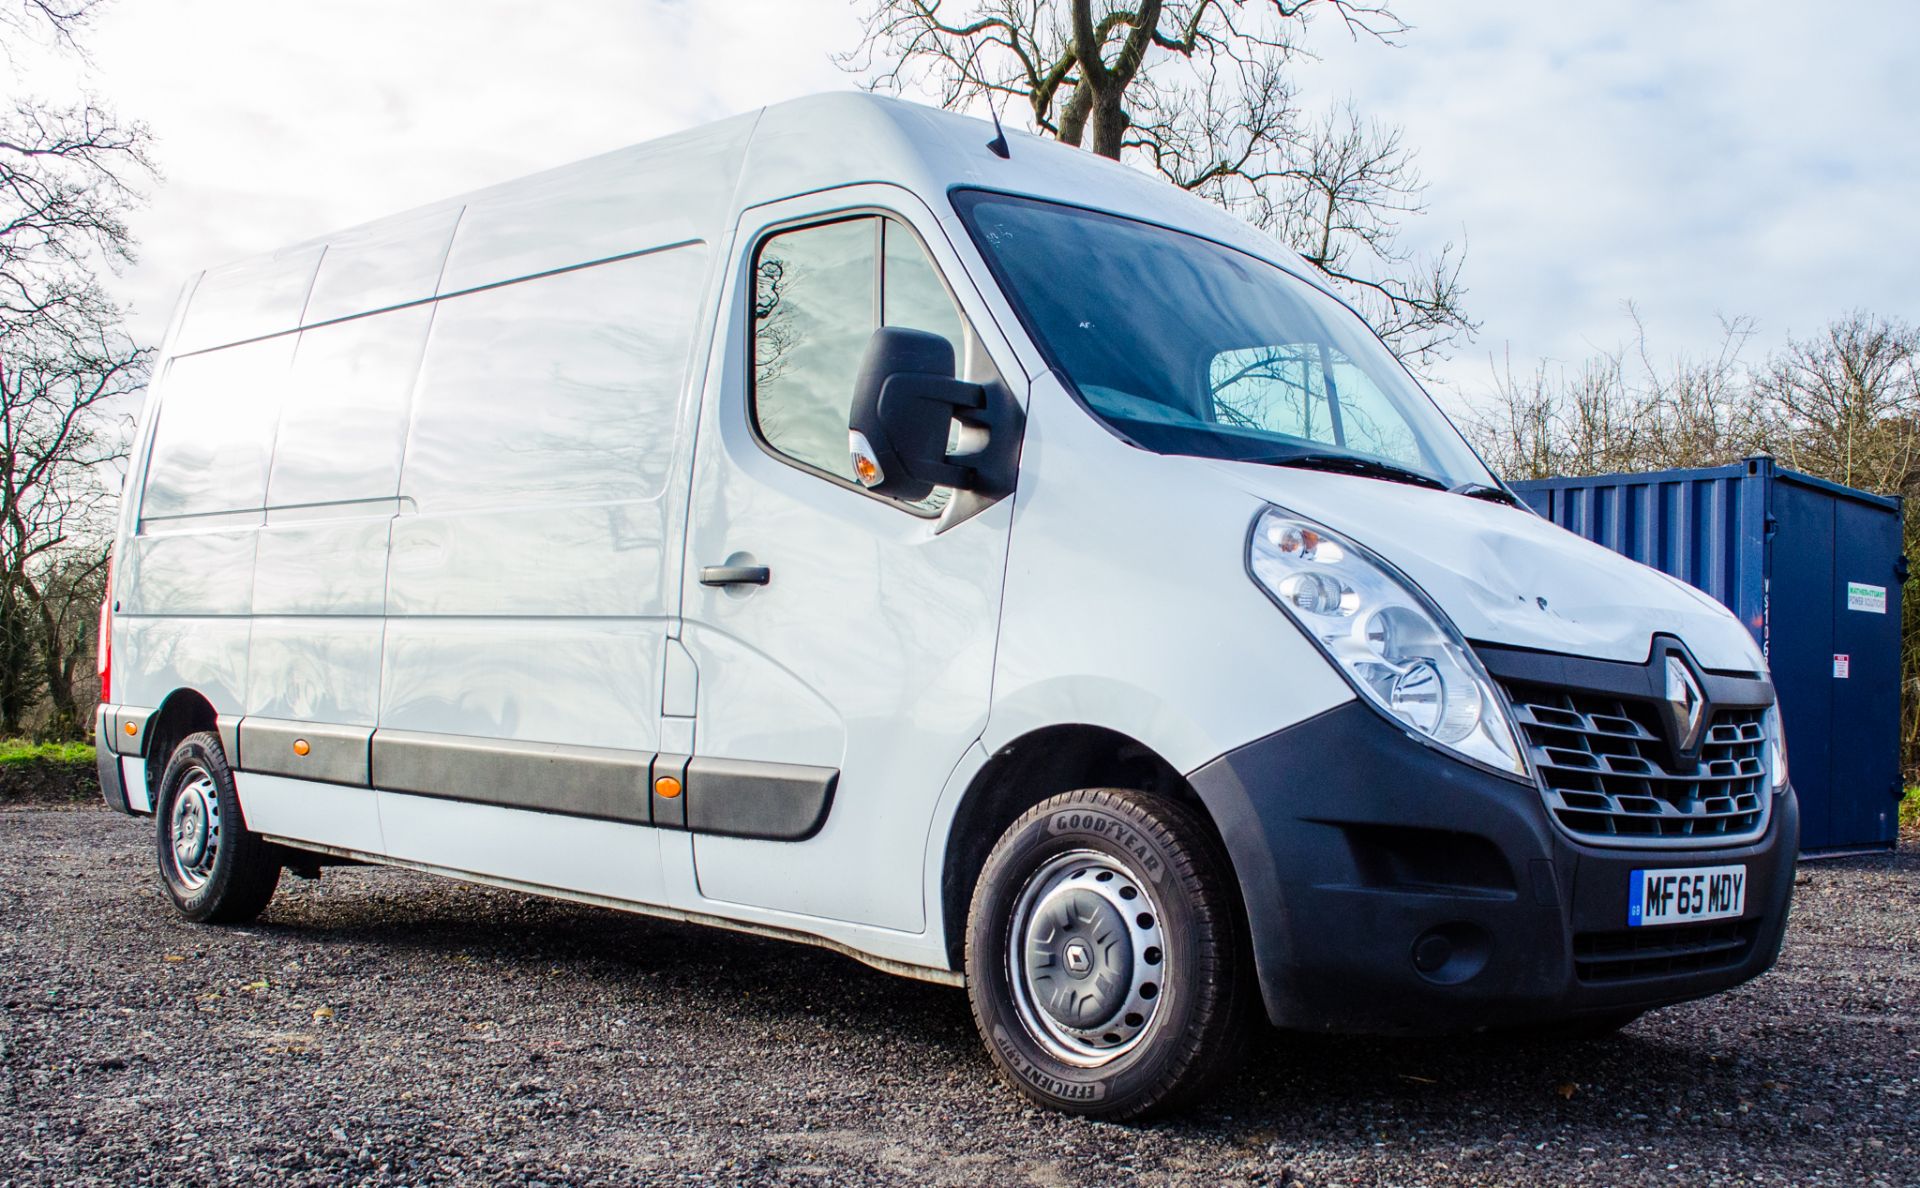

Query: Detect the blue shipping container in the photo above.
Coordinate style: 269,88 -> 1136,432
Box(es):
1512,455 -> 1905,854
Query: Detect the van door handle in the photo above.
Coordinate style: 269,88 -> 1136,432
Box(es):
700,564 -> 771,587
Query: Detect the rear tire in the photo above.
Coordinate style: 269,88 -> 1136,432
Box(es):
154,731 -> 281,923
965,788 -> 1249,1120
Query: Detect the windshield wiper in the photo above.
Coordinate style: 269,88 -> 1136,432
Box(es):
1450,481 -> 1524,508
1236,450 -> 1449,491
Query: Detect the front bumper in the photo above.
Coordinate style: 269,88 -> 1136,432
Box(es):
1187,700 -> 1798,1033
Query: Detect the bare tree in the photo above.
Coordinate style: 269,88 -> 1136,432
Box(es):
0,0 -> 150,736
1753,312 -> 1920,495
2,0 -> 149,335
843,0 -> 1474,367
0,1 -> 112,58
1465,309 -> 1759,481
0,321 -> 138,734
1469,349 -> 1641,481
2,104 -> 152,340
1749,313 -> 1920,769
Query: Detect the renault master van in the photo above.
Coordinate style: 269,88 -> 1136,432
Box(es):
97,93 -> 1797,1119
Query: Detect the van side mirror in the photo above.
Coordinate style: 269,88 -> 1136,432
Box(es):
848,327 -> 986,503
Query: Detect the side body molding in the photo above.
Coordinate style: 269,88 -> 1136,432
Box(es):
240,718 -> 373,787
363,732 -> 835,837
371,730 -> 655,824
103,705 -> 839,842
684,756 -> 836,841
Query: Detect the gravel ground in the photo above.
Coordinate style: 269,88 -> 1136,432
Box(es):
2,805 -> 1916,1187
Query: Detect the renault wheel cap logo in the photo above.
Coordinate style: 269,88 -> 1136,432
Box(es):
1063,940 -> 1092,976
1665,653 -> 1707,753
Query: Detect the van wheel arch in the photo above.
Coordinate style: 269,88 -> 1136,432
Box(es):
940,725 -> 1240,971
141,689 -> 221,808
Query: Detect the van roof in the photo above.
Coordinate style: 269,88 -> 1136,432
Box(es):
163,91 -> 1311,357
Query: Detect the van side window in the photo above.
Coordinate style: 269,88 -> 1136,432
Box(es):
881,220 -> 965,348
751,216 -> 985,500
752,219 -> 876,483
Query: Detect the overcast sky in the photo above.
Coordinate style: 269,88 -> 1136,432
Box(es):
13,0 -> 1918,403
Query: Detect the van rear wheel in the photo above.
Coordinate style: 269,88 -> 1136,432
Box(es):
154,731 -> 281,923
965,788 -> 1249,1120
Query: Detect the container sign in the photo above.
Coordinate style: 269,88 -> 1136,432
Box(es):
1834,654 -> 1851,678
1846,581 -> 1887,614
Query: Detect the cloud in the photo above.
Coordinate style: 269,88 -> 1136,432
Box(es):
18,0 -> 1918,412
1306,0 -> 1920,396
35,0 -> 861,343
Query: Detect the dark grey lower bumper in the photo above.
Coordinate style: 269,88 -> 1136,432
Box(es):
1187,700 -> 1798,1033
96,704 -> 133,813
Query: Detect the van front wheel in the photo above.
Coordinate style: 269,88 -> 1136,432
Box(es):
154,731 -> 281,923
965,788 -> 1249,1120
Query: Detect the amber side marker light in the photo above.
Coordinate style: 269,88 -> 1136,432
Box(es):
123,721 -> 137,736
654,776 -> 682,799
848,430 -> 884,489
292,739 -> 311,756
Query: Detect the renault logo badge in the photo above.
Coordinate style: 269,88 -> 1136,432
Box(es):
1665,653 -> 1707,753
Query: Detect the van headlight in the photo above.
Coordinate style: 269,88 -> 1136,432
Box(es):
1763,704 -> 1789,790
1248,507 -> 1526,777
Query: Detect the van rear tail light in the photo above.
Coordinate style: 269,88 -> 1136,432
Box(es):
97,560 -> 112,704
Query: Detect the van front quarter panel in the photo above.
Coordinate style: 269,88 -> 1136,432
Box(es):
984,370 -> 1354,771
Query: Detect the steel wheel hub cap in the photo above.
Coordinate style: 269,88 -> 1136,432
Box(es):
168,769 -> 221,890
1008,849 -> 1167,1066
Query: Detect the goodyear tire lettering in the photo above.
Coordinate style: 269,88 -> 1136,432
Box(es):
1047,809 -> 1164,883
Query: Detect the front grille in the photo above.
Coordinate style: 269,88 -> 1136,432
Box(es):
1505,683 -> 1769,848
1573,919 -> 1761,983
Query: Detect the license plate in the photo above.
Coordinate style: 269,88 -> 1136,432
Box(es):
1627,864 -> 1747,927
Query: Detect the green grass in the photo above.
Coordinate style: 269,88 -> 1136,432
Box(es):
1903,786 -> 1920,831
0,738 -> 95,766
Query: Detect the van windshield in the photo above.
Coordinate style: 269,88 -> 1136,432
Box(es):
953,191 -> 1494,490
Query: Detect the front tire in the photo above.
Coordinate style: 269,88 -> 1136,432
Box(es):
965,788 -> 1249,1120
154,731 -> 281,923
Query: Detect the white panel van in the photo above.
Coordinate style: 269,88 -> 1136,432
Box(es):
97,93 -> 1798,1118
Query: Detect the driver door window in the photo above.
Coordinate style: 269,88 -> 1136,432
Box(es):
751,216 -> 989,506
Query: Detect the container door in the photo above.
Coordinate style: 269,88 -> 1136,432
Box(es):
1767,480 -> 1836,848
1826,496 -> 1903,849
677,195 -> 1017,932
